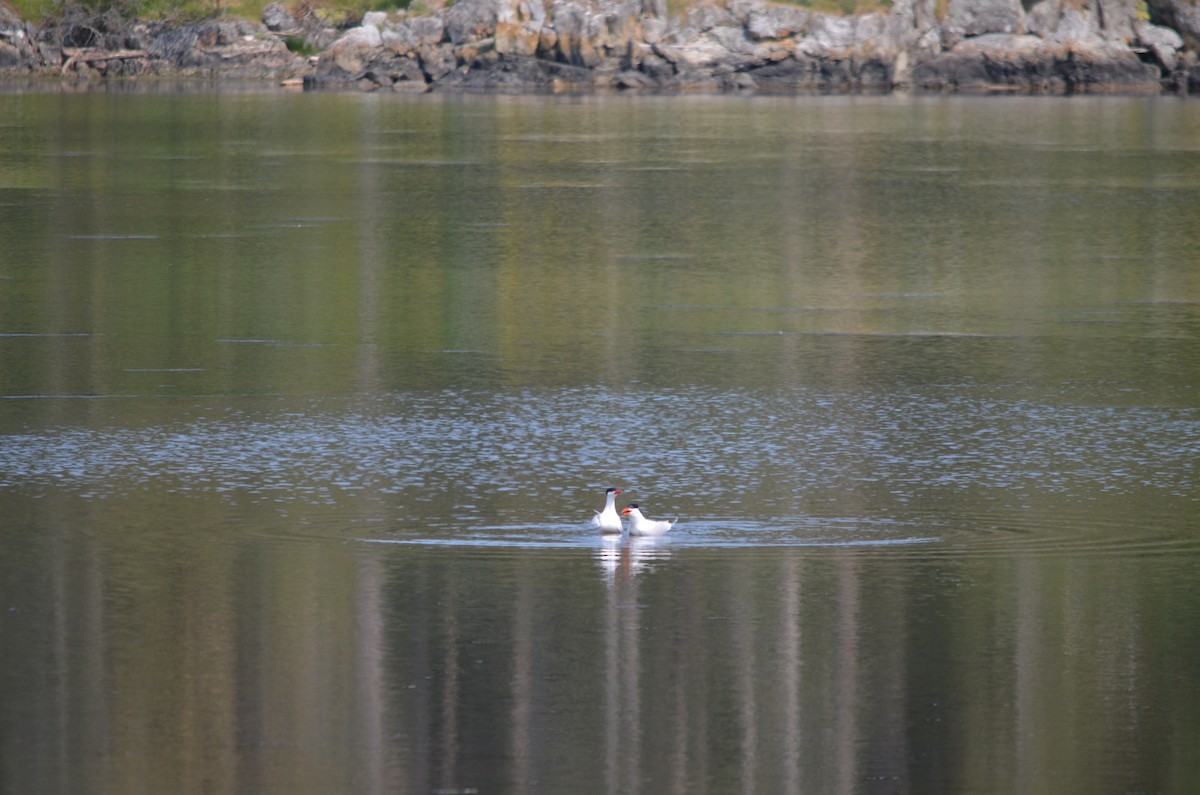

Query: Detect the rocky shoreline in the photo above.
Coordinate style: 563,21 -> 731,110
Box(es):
3,0 -> 1200,95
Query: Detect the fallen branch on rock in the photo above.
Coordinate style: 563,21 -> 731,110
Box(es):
62,48 -> 147,74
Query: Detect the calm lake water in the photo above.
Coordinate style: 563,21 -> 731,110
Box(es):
1,89 -> 1198,793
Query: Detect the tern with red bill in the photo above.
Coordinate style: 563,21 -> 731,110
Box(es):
622,504 -> 677,537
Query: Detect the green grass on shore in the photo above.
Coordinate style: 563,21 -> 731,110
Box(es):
4,0 -> 409,24
4,0 -> 892,26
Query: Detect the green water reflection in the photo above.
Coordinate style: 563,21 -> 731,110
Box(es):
1,92 -> 1198,794
3,93 -> 1198,401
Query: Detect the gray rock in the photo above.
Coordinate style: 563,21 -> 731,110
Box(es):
0,3 -> 23,38
912,32 -> 1160,93
431,53 -> 593,91
662,34 -> 736,69
911,34 -> 1053,91
1027,0 -> 1136,45
418,44 -> 459,80
745,4 -> 808,42
231,19 -> 261,42
392,55 -> 428,83
857,55 -> 893,88
641,16 -> 667,44
1057,39 -> 1161,91
1183,51 -> 1200,92
614,68 -> 654,87
724,71 -> 756,89
879,0 -> 940,55
445,0 -> 502,45
1136,18 -> 1184,71
1137,18 -> 1185,51
1137,18 -> 1184,51
708,24 -> 765,58
0,39 -> 21,68
1023,0 -> 1057,38
548,2 -> 605,67
854,13 -> 887,51
1149,0 -> 1200,49
362,12 -> 389,30
262,3 -> 298,33
798,13 -> 855,55
370,53 -> 428,87
944,0 -> 1023,39
685,2 -> 738,33
1047,9 -> 1100,45
495,0 -> 547,59
1096,0 -> 1135,42
496,20 -> 542,57
723,0 -> 759,27
600,0 -> 643,46
310,42 -> 431,91
632,42 -> 674,77
336,25 -> 384,49
746,54 -> 855,91
2,0 -> 1196,95
520,0 -> 548,26
412,16 -> 449,47
382,28 -> 411,53
642,0 -> 667,19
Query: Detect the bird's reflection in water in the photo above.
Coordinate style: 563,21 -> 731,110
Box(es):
596,534 -> 675,793
596,536 -> 673,584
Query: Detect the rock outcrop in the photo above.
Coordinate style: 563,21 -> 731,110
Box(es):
0,3 -> 311,80
3,0 -> 1200,94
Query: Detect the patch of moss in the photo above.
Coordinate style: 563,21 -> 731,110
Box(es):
283,32 -> 317,53
137,0 -> 226,22
8,0 -> 894,25
805,0 -> 892,13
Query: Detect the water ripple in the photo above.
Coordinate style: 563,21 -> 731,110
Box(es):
0,388 -> 1195,550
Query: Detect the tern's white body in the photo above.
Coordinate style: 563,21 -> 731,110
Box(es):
623,505 -> 676,537
591,488 -> 624,534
